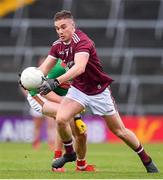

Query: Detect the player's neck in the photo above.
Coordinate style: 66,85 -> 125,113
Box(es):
63,41 -> 71,45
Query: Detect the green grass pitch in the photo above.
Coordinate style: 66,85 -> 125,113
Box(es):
0,142 -> 162,179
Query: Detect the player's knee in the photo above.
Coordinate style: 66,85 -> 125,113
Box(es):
56,118 -> 65,127
56,114 -> 68,127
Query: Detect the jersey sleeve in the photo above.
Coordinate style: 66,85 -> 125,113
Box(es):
29,89 -> 38,96
75,39 -> 93,55
48,41 -> 60,59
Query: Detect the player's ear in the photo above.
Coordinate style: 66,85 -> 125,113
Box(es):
72,21 -> 75,28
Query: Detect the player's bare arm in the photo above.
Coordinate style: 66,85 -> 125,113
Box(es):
38,55 -> 57,76
57,52 -> 89,84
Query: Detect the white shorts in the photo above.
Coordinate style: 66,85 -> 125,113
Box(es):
29,108 -> 43,118
66,86 -> 117,116
27,94 -> 47,114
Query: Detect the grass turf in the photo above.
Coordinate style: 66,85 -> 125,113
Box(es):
0,142 -> 162,179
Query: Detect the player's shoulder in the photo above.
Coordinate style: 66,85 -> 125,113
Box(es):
52,39 -> 62,46
72,29 -> 91,44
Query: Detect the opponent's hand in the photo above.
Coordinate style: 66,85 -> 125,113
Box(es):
38,79 -> 60,95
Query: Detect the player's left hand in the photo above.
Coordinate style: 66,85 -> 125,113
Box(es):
38,78 -> 60,95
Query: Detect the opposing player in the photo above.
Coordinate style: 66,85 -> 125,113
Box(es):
28,100 -> 56,151
37,10 -> 159,173
20,58 -> 95,172
20,85 -> 56,150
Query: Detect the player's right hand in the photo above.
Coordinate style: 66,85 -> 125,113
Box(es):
38,78 -> 60,95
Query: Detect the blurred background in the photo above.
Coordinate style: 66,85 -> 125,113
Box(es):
0,0 -> 163,144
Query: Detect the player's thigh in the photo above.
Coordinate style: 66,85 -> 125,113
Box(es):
103,112 -> 126,133
89,88 -> 117,116
57,97 -> 84,121
42,101 -> 59,117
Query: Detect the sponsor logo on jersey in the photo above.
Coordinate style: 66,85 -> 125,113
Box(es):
59,51 -> 65,55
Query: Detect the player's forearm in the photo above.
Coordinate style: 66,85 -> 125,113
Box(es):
38,56 -> 56,76
57,64 -> 84,84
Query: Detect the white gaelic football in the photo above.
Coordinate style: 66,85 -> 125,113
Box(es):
20,67 -> 45,89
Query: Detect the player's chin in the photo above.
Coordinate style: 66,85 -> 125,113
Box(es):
60,36 -> 65,41
60,37 -> 69,42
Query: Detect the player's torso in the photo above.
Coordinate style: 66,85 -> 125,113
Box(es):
50,30 -> 113,95
51,30 -> 90,68
57,44 -> 75,69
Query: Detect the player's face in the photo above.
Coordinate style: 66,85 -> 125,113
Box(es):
54,18 -> 75,43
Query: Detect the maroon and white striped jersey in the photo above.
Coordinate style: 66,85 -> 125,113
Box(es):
49,29 -> 113,95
